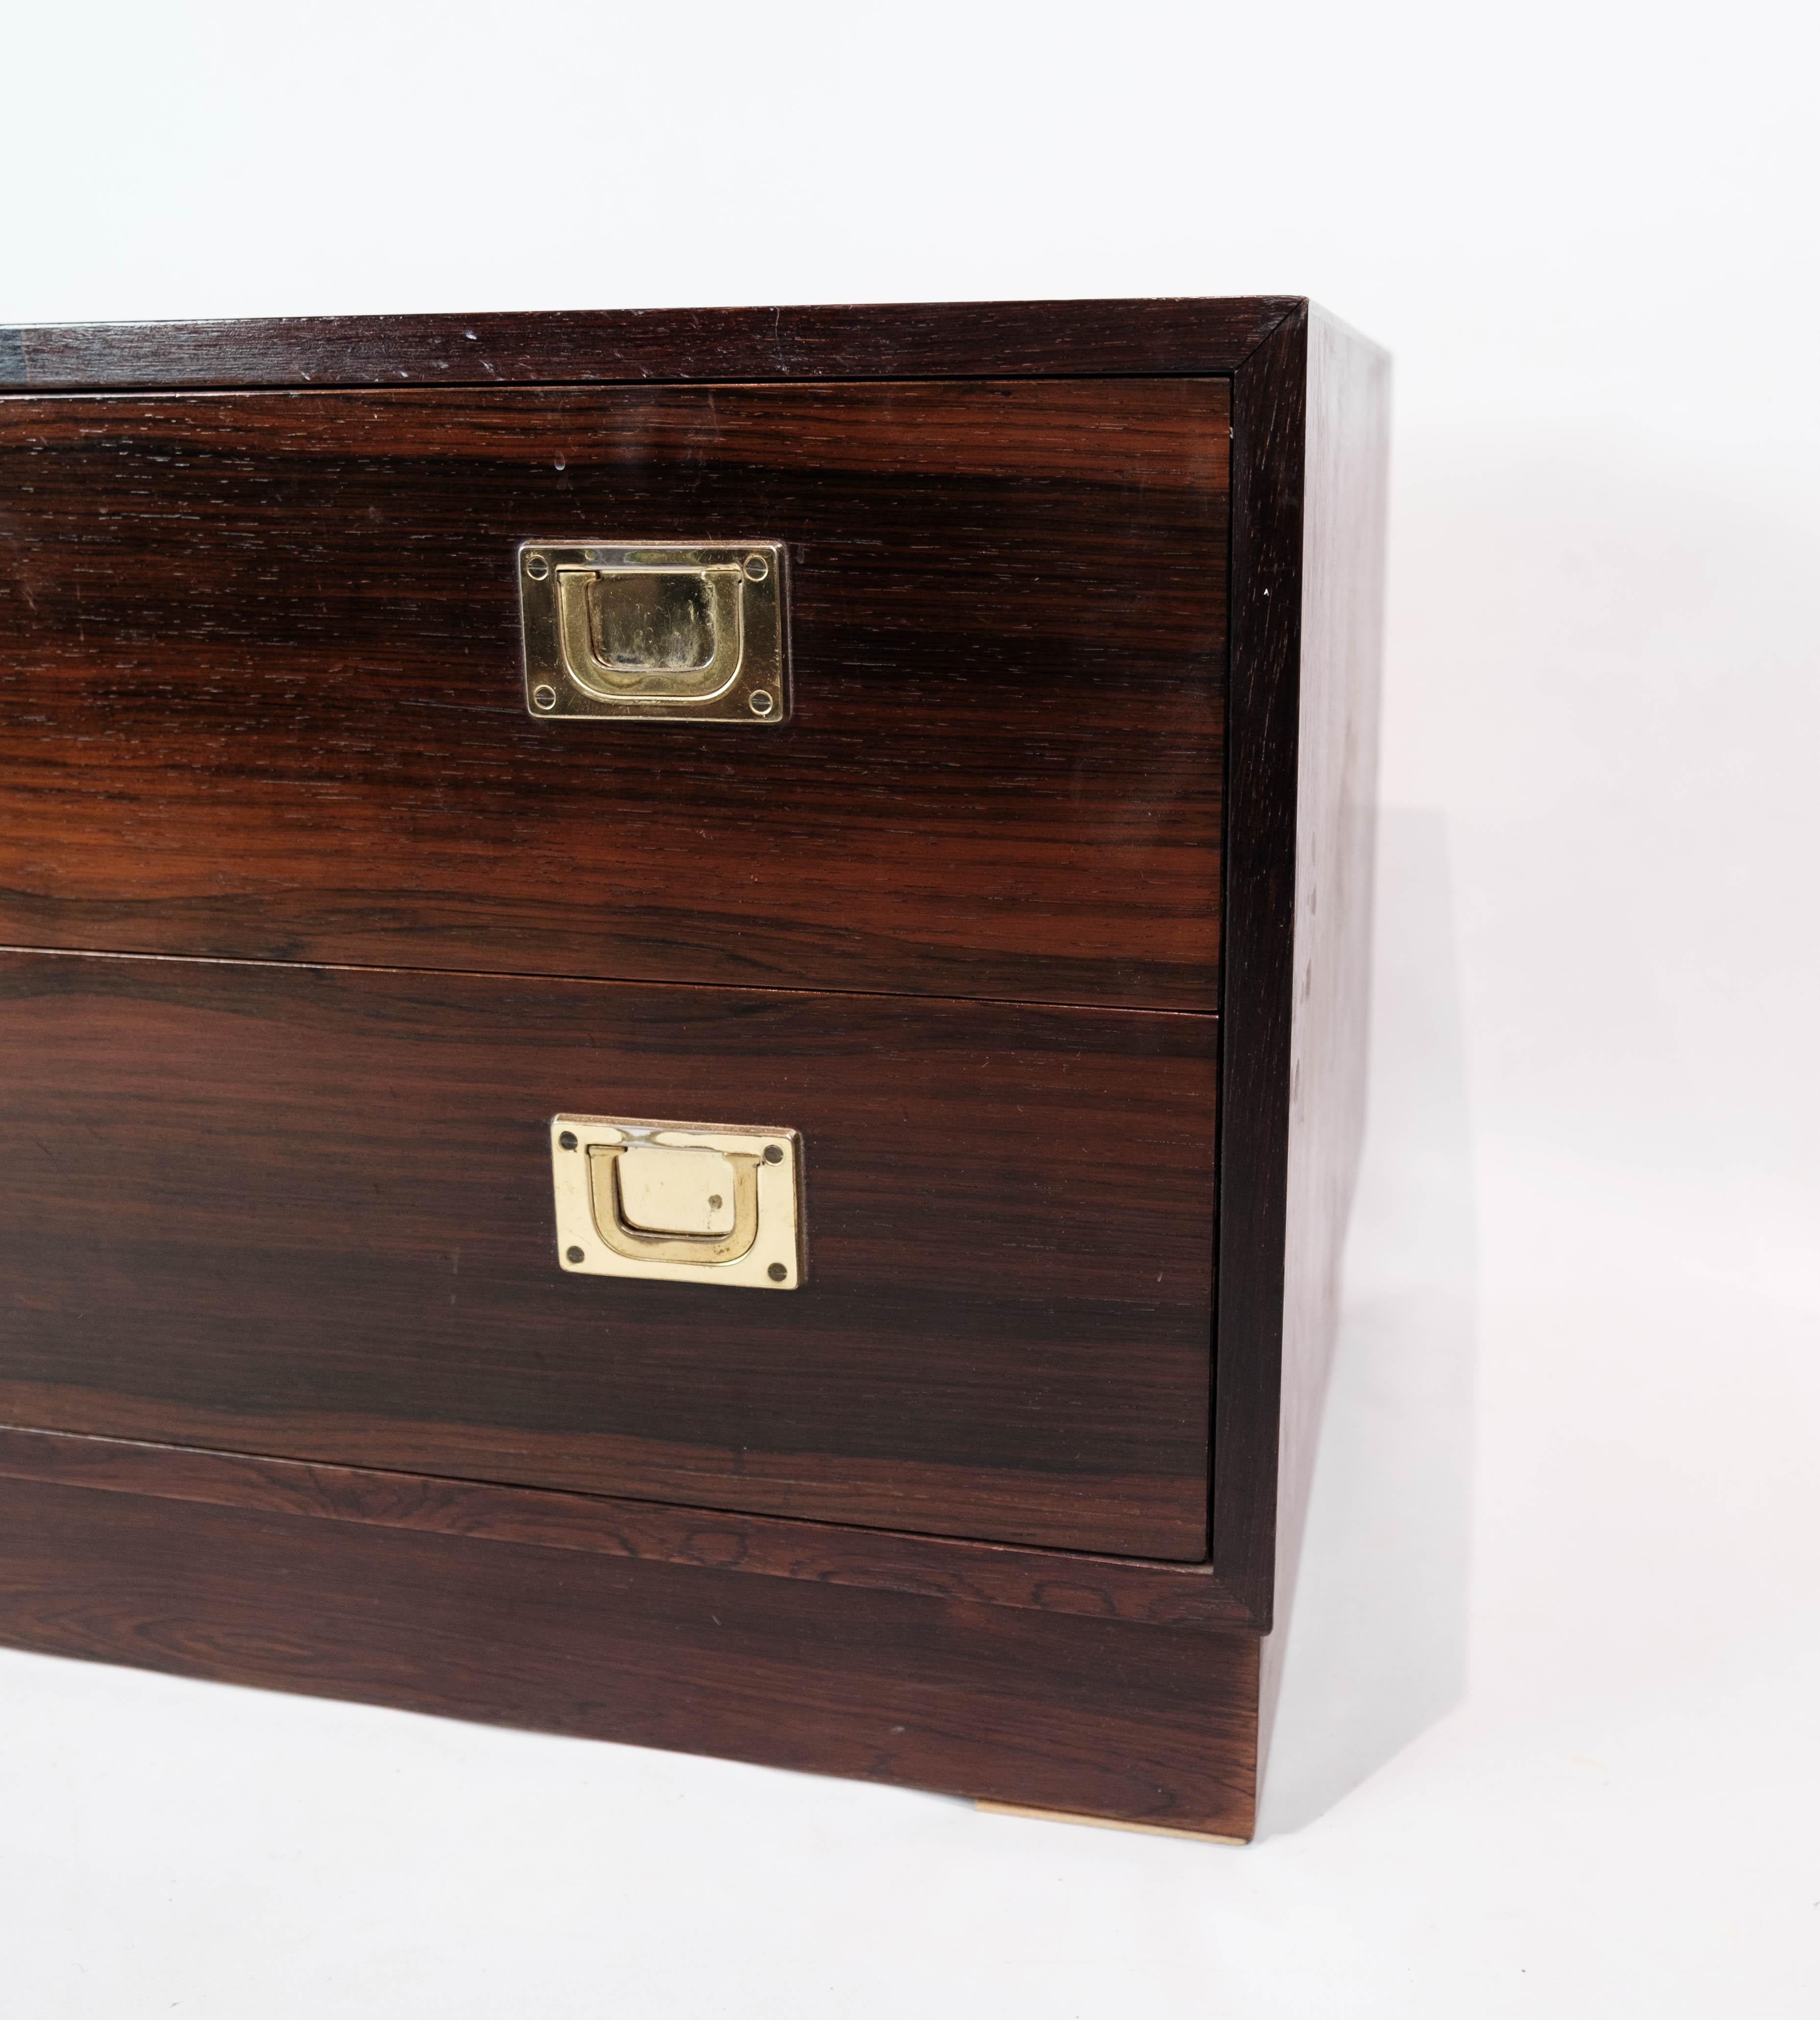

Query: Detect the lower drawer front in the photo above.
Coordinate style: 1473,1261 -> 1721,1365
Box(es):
0,951 -> 1215,1560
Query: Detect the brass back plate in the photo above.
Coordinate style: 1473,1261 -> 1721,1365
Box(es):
519,542 -> 789,723
550,1116 -> 804,1289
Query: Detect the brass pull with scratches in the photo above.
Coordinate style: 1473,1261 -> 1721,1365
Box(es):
519,542 -> 788,723
549,1116 -> 803,1290
586,1142 -> 761,1266
556,564 -> 747,704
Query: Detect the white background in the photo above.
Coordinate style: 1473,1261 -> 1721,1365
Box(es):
1,1 -> 1817,2010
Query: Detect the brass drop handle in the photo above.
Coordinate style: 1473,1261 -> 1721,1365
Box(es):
586,1143 -> 762,1267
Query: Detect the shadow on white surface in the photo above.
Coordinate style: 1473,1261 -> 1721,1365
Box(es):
1257,808 -> 1477,1838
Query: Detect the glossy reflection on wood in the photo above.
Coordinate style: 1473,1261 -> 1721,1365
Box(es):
0,378 -> 1226,1009
0,295 -> 1301,392
0,296 -> 1391,1840
0,948 -> 1216,1559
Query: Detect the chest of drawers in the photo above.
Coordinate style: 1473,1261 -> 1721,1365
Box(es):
0,297 -> 1386,1840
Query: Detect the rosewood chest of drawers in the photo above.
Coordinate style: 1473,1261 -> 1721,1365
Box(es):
0,297 -> 1387,1841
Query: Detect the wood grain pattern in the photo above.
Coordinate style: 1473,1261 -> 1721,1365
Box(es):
1211,306 -> 1309,1624
0,1424 -> 1254,1629
0,296 -> 1389,1835
0,948 -> 1216,1559
1207,303 -> 1387,1642
0,296 -> 1298,392
0,1467 -> 1262,1836
0,378 -> 1226,1009
1255,308 -> 1390,1762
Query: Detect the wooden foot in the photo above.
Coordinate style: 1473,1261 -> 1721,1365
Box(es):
974,1799 -> 1245,1845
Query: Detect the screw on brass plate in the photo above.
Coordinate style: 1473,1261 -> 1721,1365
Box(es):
559,1130 -> 578,1150
763,1145 -> 784,1164
525,553 -> 550,580
566,1245 -> 586,1264
743,552 -> 769,582
767,1263 -> 787,1282
532,684 -> 559,711
749,691 -> 775,718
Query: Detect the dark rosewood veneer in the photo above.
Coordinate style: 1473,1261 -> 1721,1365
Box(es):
0,298 -> 1387,1840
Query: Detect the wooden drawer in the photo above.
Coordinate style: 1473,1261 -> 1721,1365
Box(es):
0,948 -> 1214,1558
0,299 -> 1387,1841
0,377 -> 1225,1011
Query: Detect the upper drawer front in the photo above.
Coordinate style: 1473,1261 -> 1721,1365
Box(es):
0,379 -> 1227,1010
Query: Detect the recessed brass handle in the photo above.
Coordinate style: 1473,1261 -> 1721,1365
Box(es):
557,564 -> 746,704
520,542 -> 788,723
549,1116 -> 803,1289
587,1142 -> 761,1265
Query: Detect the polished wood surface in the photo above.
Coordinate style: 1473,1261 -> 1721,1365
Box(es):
0,1424 -> 1256,1629
0,296 -> 1390,1834
1211,306 -> 1311,1623
0,296 -> 1300,392
0,948 -> 1216,1559
0,1468 -> 1262,1837
1210,301 -> 1388,1641
1255,307 -> 1391,1755
0,378 -> 1226,1009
